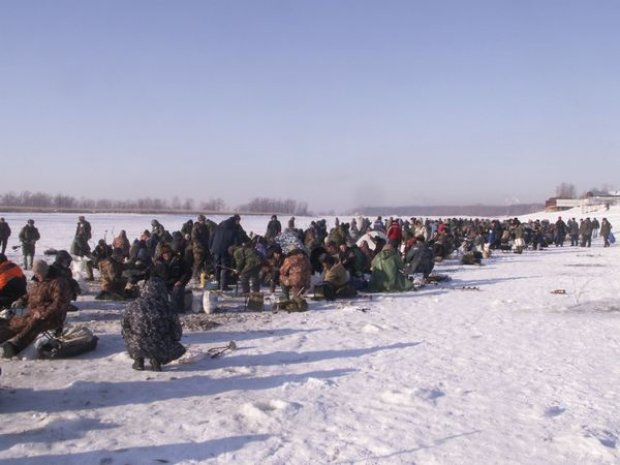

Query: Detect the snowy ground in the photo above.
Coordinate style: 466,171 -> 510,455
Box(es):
0,208 -> 619,465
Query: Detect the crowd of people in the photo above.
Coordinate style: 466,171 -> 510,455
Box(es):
0,211 -> 614,368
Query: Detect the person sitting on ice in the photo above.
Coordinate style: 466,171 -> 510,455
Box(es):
0,259 -> 72,358
47,250 -> 81,310
314,253 -> 356,300
368,243 -> 413,293
152,243 -> 191,313
112,230 -> 131,259
0,253 -> 27,309
91,239 -> 113,270
96,248 -> 130,301
403,236 -> 435,280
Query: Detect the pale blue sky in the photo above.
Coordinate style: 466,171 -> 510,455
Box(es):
1,1 -> 618,212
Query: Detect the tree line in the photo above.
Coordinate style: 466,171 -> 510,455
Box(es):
0,191 -> 309,215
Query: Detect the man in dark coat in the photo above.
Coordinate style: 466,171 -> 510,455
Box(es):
600,218 -> 613,247
554,217 -> 567,247
121,277 -> 186,371
210,215 -> 248,291
72,216 -> 92,257
191,214 -> 211,281
48,249 -> 81,303
265,215 -> 282,242
404,236 -> 435,279
0,218 -> 11,255
152,244 -> 191,312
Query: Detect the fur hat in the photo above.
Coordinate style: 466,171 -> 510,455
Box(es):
32,259 -> 49,277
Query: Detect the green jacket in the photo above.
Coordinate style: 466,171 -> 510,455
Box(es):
232,246 -> 263,274
368,247 -> 413,293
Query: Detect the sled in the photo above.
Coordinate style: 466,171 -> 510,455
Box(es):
36,326 -> 98,359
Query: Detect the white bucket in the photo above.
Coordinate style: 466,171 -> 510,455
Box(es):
191,290 -> 204,313
203,291 -> 219,314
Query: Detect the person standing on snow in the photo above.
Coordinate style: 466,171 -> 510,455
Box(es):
210,215 -> 247,291
0,218 -> 11,255
18,219 -> 40,270
600,218 -> 613,247
71,216 -> 95,280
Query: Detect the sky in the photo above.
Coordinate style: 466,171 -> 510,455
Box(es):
1,0 -> 619,213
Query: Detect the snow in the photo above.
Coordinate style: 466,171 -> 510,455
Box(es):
1,208 -> 619,465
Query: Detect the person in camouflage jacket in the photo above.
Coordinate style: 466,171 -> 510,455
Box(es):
231,241 -> 263,294
121,277 -> 186,371
0,260 -> 72,358
18,219 -> 40,270
279,249 -> 312,300
96,249 -> 128,300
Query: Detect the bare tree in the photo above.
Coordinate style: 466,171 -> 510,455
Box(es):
555,183 -> 576,198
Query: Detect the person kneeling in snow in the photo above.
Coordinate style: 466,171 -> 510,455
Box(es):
278,248 -> 312,310
121,277 -> 186,371
0,260 -> 72,358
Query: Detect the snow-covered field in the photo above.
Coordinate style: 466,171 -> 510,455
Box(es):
1,208 -> 619,465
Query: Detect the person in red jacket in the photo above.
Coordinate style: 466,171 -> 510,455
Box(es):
387,218 -> 403,248
0,253 -> 27,309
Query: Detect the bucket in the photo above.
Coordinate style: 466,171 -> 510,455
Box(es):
203,291 -> 219,314
246,292 -> 264,311
191,290 -> 204,313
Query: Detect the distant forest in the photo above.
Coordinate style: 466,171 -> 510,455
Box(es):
0,191 -> 543,218
0,191 -> 310,216
355,203 -> 544,217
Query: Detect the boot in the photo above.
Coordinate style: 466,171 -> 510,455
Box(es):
132,358 -> 145,371
150,359 -> 162,372
1,341 -> 17,359
85,262 -> 95,281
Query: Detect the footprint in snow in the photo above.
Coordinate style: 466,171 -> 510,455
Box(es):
241,399 -> 301,419
583,427 -> 618,449
416,387 -> 446,405
544,406 -> 566,418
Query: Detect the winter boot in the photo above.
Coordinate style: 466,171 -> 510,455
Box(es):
150,359 -> 162,372
1,341 -> 17,358
132,358 -> 145,371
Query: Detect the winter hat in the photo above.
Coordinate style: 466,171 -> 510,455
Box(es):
32,259 -> 49,278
